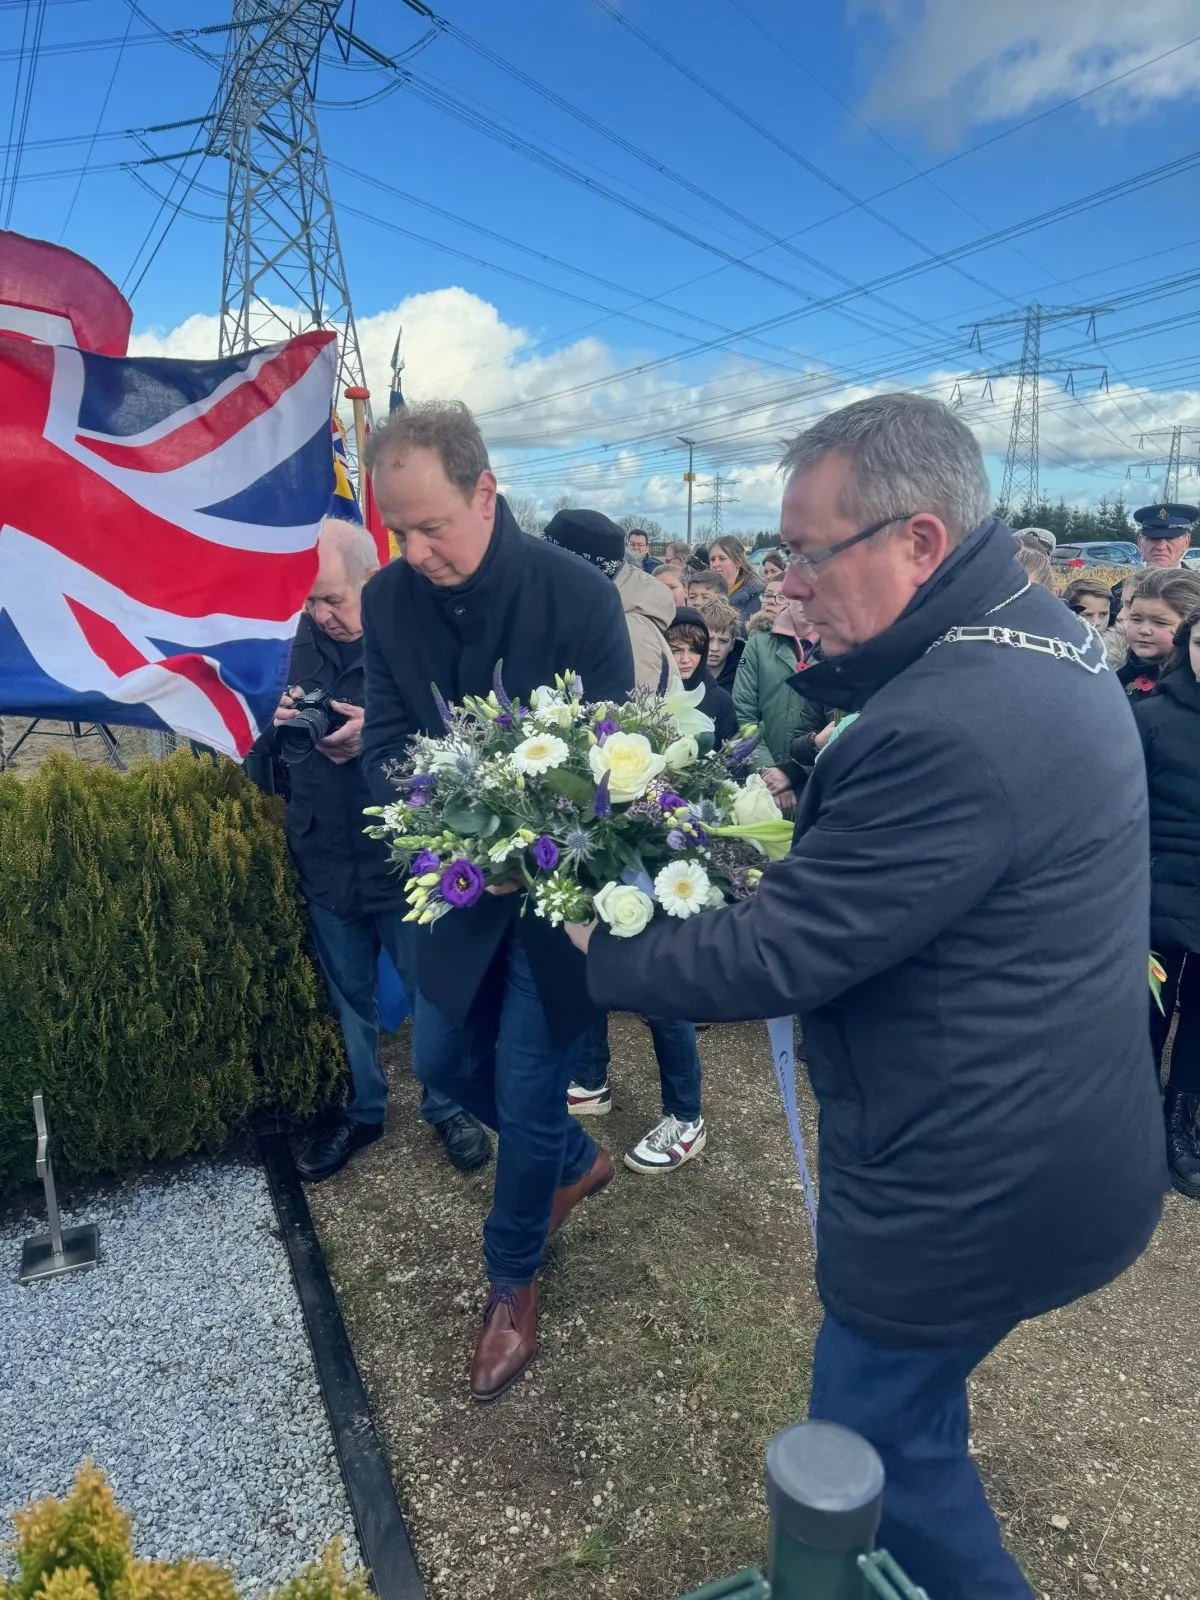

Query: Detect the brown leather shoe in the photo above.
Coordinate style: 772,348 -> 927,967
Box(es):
469,1282 -> 539,1402
549,1148 -> 614,1237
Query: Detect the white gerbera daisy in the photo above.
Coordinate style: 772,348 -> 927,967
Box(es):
511,732 -> 569,775
654,859 -> 713,919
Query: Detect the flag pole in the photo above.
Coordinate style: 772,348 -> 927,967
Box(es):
344,385 -> 370,492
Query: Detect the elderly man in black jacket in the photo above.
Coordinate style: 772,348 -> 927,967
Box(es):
272,518 -> 489,1183
568,394 -> 1167,1599
360,401 -> 634,1402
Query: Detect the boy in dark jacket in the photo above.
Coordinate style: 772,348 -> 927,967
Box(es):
665,606 -> 739,745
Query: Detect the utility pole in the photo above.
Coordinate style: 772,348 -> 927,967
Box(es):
679,436 -> 696,544
959,303 -> 1110,511
699,472 -> 737,538
211,1 -> 370,426
1135,426 -> 1200,501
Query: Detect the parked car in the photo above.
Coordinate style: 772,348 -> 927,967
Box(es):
1051,541 -> 1141,569
1182,550 -> 1200,570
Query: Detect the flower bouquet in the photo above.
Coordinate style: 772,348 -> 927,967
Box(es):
365,665 -> 794,937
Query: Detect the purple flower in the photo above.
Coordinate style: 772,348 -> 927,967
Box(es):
689,822 -> 709,842
592,772 -> 612,820
410,849 -> 440,876
594,717 -> 619,742
666,829 -> 687,850
497,712 -> 515,729
431,683 -> 454,732
408,790 -> 428,807
492,660 -> 513,711
659,791 -> 686,813
533,835 -> 559,871
397,771 -> 438,793
441,859 -> 486,907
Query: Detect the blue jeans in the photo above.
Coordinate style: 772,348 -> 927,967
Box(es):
576,1016 -> 702,1122
808,1314 -> 1033,1600
414,930 -> 596,1286
307,904 -> 462,1127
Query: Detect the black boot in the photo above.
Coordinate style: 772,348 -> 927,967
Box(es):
432,1111 -> 493,1173
295,1115 -> 383,1182
1164,1089 -> 1200,1199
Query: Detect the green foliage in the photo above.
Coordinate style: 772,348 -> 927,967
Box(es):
0,1465 -> 369,1600
994,494 -> 1135,542
0,752 -> 344,1192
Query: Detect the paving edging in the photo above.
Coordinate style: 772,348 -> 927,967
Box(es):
259,1132 -> 426,1600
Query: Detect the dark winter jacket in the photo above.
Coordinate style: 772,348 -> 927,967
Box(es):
1118,655 -> 1162,704
714,637 -> 744,697
1135,669 -> 1200,952
726,574 -> 763,622
361,496 -> 635,1044
275,614 -> 398,919
672,606 -> 738,745
589,517 -> 1166,1345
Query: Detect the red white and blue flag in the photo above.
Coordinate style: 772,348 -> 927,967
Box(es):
0,328 -> 337,758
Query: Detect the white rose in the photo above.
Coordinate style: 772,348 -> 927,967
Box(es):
664,733 -> 699,771
588,731 -> 666,803
594,881 -> 656,938
661,680 -> 715,738
729,773 -> 783,827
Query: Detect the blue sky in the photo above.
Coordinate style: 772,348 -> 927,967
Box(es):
4,0 -> 1200,532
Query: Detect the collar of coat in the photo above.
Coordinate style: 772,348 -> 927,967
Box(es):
792,516 -> 1027,711
1158,667 -> 1200,711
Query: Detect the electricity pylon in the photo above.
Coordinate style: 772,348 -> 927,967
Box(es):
1135,426 -> 1200,501
955,303 -> 1110,510
211,1 -> 369,413
700,472 -> 737,538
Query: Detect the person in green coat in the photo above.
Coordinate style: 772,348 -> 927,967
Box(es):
733,577 -> 831,813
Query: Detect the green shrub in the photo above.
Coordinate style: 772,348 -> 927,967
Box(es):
0,752 -> 344,1192
0,1463 -> 370,1600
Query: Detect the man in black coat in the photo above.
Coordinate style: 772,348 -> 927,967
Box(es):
567,394 -> 1167,1599
270,519 -> 489,1183
360,401 -> 634,1401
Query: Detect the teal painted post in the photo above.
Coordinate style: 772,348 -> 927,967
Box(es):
765,1422 -> 885,1600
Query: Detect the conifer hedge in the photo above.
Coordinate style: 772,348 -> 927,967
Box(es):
0,752 -> 344,1192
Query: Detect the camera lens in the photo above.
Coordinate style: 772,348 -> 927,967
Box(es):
277,704 -> 331,764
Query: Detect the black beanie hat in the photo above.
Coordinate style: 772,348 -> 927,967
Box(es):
543,508 -> 626,578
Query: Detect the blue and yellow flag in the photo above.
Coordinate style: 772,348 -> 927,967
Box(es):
329,412 -> 363,525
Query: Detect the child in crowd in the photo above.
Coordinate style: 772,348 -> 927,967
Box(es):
1063,576 -> 1127,668
686,568 -> 729,604
654,565 -> 688,605
696,596 -> 744,694
1120,569 -> 1200,702
1134,604 -> 1200,1198
665,607 -> 739,744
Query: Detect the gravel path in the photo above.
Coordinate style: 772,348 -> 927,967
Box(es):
0,1160 -> 360,1593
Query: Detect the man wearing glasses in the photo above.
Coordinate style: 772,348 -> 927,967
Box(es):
567,393 -> 1166,1598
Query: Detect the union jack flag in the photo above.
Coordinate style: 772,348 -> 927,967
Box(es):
0,329 -> 337,758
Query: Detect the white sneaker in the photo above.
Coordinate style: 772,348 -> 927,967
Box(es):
624,1114 -> 706,1174
567,1079 -> 612,1116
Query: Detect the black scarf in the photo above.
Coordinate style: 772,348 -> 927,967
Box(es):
794,516 -> 1027,711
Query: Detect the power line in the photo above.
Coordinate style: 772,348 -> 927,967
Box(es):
57,1 -> 134,242
1,0 -> 49,228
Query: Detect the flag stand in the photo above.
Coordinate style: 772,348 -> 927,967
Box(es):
1,719 -> 125,771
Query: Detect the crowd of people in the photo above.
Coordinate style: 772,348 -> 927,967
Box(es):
266,389 -> 1189,1600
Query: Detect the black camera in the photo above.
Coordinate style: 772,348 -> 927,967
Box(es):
276,688 -> 348,765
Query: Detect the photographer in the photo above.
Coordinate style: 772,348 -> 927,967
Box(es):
276,517 -> 490,1182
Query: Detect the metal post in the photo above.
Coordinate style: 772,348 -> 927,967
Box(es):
680,436 -> 696,544
19,1093 -> 99,1285
765,1421 -> 885,1599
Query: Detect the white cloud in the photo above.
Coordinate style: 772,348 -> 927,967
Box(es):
128,287 -> 1200,531
852,0 -> 1200,140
